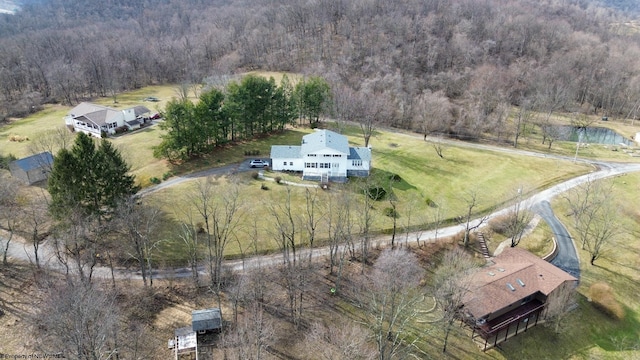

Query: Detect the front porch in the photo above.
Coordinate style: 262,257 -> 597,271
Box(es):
302,170 -> 347,183
73,121 -> 104,138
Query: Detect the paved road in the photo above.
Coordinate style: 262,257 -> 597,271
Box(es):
4,138 -> 640,280
532,201 -> 581,280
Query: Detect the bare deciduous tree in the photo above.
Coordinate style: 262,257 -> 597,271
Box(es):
433,247 -> 479,353
432,135 -> 447,159
459,190 -> 488,247
0,176 -> 21,265
28,126 -> 74,159
117,198 -> 163,287
362,248 -> 424,359
507,187 -> 535,247
305,319 -> 376,360
356,180 -> 377,267
564,177 -> 619,264
191,177 -> 243,309
51,210 -> 107,284
223,302 -> 275,360
177,221 -> 200,287
34,281 -> 119,360
513,99 -> 536,148
303,188 -> 323,262
20,189 -> 50,269
268,186 -> 309,326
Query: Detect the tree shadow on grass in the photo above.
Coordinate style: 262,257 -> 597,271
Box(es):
370,168 -> 418,192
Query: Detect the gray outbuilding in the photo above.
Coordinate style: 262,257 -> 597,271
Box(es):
9,151 -> 54,185
191,308 -> 222,334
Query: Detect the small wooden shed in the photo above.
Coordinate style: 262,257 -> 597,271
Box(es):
191,308 -> 222,334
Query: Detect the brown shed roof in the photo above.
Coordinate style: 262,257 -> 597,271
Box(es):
463,247 -> 577,320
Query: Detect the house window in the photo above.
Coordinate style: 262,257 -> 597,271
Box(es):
289,162 -> 293,165
333,154 -> 341,157
308,154 -> 317,157
319,163 -> 330,169
283,161 -> 287,166
305,163 -> 317,168
352,160 -> 362,167
324,154 -> 332,157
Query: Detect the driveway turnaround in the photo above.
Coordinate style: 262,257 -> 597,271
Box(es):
532,201 -> 581,280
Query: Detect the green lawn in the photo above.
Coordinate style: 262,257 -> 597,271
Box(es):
494,172 -> 640,359
4,85 -> 640,358
143,124 -> 591,261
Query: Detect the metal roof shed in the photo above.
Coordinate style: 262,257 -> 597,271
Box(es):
9,151 -> 54,185
191,308 -> 222,333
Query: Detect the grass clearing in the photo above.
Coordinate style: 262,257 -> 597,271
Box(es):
494,172 -> 640,359
145,125 -> 591,261
0,104 -> 70,158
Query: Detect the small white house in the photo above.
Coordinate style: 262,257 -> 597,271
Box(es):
270,129 -> 371,182
64,102 -> 150,138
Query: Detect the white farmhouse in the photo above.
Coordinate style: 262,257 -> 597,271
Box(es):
64,102 -> 150,138
270,129 -> 371,182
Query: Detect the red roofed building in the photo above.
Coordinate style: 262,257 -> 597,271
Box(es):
461,247 -> 577,351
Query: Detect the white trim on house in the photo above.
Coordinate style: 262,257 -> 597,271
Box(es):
270,130 -> 371,182
64,102 -> 150,138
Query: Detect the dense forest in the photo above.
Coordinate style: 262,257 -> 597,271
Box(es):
1,0 -> 640,142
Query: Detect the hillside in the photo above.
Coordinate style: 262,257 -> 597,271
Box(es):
1,0 -> 640,146
599,0 -> 640,13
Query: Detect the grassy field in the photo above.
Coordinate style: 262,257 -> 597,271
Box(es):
142,123 -> 591,262
3,84 -> 640,358
491,172 -> 640,359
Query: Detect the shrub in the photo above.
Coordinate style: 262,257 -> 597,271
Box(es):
274,176 -> 282,184
114,126 -> 128,134
589,282 -> 625,320
365,186 -> 387,201
383,207 -> 399,218
261,183 -> 269,190
149,177 -> 161,184
425,197 -> 438,208
251,171 -> 259,179
389,173 -> 402,182
162,171 -> 173,180
8,134 -> 29,142
488,214 -> 511,236
0,154 -> 17,170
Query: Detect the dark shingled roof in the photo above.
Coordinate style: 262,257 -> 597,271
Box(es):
463,247 -> 577,320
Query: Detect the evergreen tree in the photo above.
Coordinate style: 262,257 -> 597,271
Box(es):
294,76 -> 332,125
48,132 -> 138,220
195,88 -> 226,146
225,75 -> 276,139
